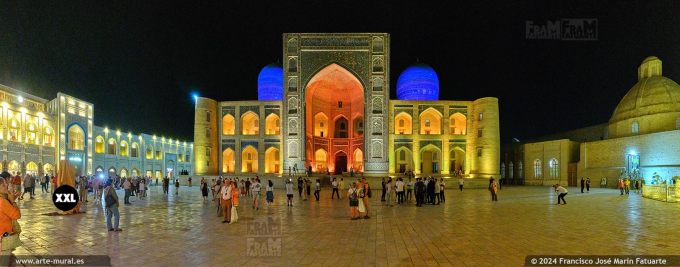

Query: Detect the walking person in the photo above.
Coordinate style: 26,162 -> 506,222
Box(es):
618,179 -> 625,195
459,177 -> 464,191
220,180 -> 232,223
230,181 -> 239,224
489,177 -> 498,202
580,178 -> 585,193
624,179 -> 631,195
41,174 -> 49,193
338,178 -> 345,199
265,180 -> 274,207
297,177 -> 303,198
586,178 -> 591,192
104,180 -> 122,232
348,182 -> 359,220
305,179 -> 311,201
634,179 -> 640,194
314,179 -> 321,201
554,184 -> 568,205
201,180 -> 209,201
174,179 -> 180,195
285,179 -> 294,207
380,178 -> 386,202
331,178 -> 340,199
138,179 -> 146,200
251,178 -> 261,210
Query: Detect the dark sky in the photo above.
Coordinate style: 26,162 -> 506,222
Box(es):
1,1 -> 679,143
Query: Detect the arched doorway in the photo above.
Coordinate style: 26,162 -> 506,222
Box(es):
8,161 -> 20,175
305,63 -> 364,173
43,163 -> 54,176
352,148 -> 363,172
449,148 -> 465,174
395,147 -> 414,173
265,147 -> 280,173
26,162 -> 38,176
241,146 -> 258,173
222,148 -> 235,174
334,151 -> 348,175
420,145 -> 441,175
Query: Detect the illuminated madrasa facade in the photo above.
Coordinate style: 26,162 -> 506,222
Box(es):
0,84 -> 193,179
503,57 -> 680,195
194,33 -> 500,178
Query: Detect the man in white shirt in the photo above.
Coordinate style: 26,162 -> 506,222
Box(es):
458,178 -> 464,191
395,178 -> 405,204
554,184 -> 568,205
331,178 -> 339,199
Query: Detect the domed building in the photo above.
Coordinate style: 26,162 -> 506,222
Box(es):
194,33 -> 500,185
512,56 -> 680,201
396,63 -> 440,100
257,63 -> 283,101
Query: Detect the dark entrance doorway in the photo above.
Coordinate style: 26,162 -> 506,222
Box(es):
335,152 -> 348,175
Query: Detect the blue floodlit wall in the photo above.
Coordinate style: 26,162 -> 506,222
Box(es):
257,64 -> 284,101
396,64 -> 440,100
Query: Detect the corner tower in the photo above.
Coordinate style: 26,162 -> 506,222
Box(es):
467,97 -> 500,178
194,97 -> 218,175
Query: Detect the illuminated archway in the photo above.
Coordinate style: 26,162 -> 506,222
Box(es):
420,144 -> 441,174
334,151 -> 348,174
120,168 -> 128,178
26,162 -> 38,175
220,148 -> 234,173
43,126 -> 54,146
395,112 -> 413,134
8,161 -> 19,175
265,147 -> 280,173
314,112 -> 329,137
305,63 -> 364,171
43,163 -> 54,176
314,149 -> 328,173
449,113 -> 467,135
419,108 -> 442,134
120,141 -> 129,157
67,124 -> 85,150
395,147 -> 414,173
95,136 -> 105,153
107,138 -> 117,155
241,146 -> 258,173
26,123 -> 38,144
352,148 -> 363,172
222,114 -> 235,135
241,112 -> 259,135
265,113 -> 280,135
131,142 -> 139,157
449,147 -> 465,173
146,145 -> 153,159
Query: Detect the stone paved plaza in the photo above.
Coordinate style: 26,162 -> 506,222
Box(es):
9,182 -> 680,266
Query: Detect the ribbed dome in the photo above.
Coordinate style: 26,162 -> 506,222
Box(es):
257,63 -> 283,101
610,57 -> 680,123
396,63 -> 439,100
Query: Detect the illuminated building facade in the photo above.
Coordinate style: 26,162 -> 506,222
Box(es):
195,33 -> 500,178
506,56 -> 680,188
0,84 -> 193,178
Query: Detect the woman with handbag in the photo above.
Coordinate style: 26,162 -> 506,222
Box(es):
230,182 -> 239,224
348,182 -> 359,220
0,176 -> 22,265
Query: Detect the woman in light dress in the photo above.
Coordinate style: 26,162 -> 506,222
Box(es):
356,181 -> 366,217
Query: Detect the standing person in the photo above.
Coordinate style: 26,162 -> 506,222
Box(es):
297,177 -> 303,198
624,179 -> 631,195
459,177 -> 464,191
41,174 -> 49,193
348,182 -> 359,219
618,179 -> 625,195
174,179 -> 180,195
489,177 -> 498,202
331,178 -> 339,199
104,181 -> 122,232
586,178 -> 591,192
230,182 -> 239,224
11,173 -> 22,198
356,181 -> 366,218
21,173 -> 35,200
380,178 -> 386,202
439,178 -> 446,203
580,178 -> 585,193
338,178 -> 345,199
285,179 -> 294,207
245,179 -> 251,197
433,178 -> 441,205
360,177 -> 370,219
155,177 -> 159,186
188,177 -> 192,187
395,178 -> 405,204
265,180 -> 274,207
305,179 -> 311,200
554,184 -> 568,205
201,180 -> 209,201
50,175 -> 57,194
138,179 -> 146,200
406,178 -> 414,202
220,181 -> 232,223
634,179 -> 640,194
384,178 -> 393,206
313,179 -> 321,201
251,178 -> 262,210
415,178 -> 425,207
122,178 -> 131,205
427,178 -> 436,204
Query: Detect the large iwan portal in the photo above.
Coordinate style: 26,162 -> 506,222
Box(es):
305,64 -> 364,174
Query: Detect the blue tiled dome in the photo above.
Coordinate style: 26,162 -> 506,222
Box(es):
257,63 -> 283,101
396,64 -> 440,100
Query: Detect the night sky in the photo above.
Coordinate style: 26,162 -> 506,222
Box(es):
1,1 -> 679,143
